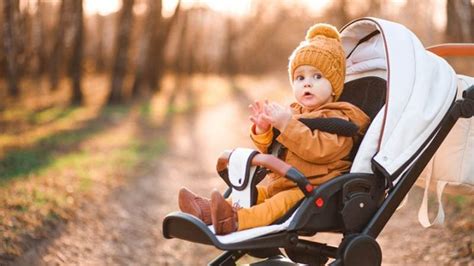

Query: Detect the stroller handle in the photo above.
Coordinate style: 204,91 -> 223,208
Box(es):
426,43 -> 474,57
216,150 -> 313,197
217,150 -> 291,177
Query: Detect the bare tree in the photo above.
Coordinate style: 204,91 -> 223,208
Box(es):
183,8 -> 203,75
69,0 -> 84,105
49,0 -> 70,91
147,0 -> 181,92
168,10 -> 189,105
108,0 -> 134,104
3,0 -> 20,97
131,0 -> 160,97
331,0 -> 350,27
221,17 -> 238,76
446,0 -> 473,42
368,0 -> 382,17
12,0 -> 30,77
472,3 -> 474,41
237,5 -> 289,74
33,0 -> 47,78
175,10 -> 189,74
95,14 -> 106,73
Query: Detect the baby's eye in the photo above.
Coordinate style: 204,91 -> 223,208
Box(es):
314,73 -> 322,79
295,75 -> 304,81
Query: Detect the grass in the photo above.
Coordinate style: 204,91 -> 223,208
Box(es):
26,107 -> 77,125
0,105 -> 131,184
0,100 -> 167,258
78,176 -> 93,192
139,101 -> 152,119
445,194 -> 471,213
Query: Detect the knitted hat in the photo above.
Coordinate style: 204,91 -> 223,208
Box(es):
288,23 -> 346,101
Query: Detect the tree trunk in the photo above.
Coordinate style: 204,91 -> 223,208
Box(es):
446,0 -> 473,42
3,0 -> 20,97
337,0 -> 349,27
168,11 -> 188,107
147,0 -> 180,92
49,0 -> 69,91
222,17 -> 238,76
131,0 -> 159,97
175,10 -> 188,74
369,0 -> 382,16
69,0 -> 84,105
33,0 -> 47,78
108,0 -> 134,104
19,1 -> 32,75
95,14 -> 106,73
472,3 -> 474,42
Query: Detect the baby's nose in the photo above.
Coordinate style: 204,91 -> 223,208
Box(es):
304,83 -> 312,88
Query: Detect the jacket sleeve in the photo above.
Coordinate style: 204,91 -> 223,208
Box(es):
250,124 -> 273,154
276,117 -> 353,164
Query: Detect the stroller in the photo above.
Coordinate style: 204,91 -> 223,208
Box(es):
162,18 -> 474,265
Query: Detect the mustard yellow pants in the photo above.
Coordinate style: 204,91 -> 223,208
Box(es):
236,186 -> 304,231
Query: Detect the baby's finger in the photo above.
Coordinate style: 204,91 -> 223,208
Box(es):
261,114 -> 274,123
252,101 -> 258,113
264,104 -> 272,115
249,104 -> 258,115
256,100 -> 265,112
263,99 -> 269,109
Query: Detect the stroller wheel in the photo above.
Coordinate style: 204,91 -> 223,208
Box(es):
340,235 -> 382,266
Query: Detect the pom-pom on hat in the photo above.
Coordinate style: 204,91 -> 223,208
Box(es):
288,23 -> 346,101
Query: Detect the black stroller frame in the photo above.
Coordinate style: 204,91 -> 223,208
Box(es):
163,39 -> 474,266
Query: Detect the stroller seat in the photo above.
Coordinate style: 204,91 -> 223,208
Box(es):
162,18 -> 474,266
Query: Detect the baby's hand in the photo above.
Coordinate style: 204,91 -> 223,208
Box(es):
249,100 -> 272,134
265,102 -> 292,132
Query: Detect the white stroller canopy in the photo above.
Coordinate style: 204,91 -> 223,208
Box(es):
342,18 -> 458,176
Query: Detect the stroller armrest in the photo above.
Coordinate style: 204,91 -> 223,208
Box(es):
216,150 -> 313,197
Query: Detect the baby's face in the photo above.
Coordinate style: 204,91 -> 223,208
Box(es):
292,65 -> 333,109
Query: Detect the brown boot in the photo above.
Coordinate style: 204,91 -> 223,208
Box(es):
178,188 -> 212,225
211,190 -> 238,235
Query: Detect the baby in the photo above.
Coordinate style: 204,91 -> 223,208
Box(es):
179,23 -> 370,235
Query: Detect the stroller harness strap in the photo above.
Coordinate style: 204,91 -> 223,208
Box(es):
269,117 -> 360,159
271,117 -> 360,139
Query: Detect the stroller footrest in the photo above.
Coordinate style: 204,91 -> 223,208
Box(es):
163,211 -> 216,246
162,212 -> 296,250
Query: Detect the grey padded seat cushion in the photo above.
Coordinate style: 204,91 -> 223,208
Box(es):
339,76 -> 387,121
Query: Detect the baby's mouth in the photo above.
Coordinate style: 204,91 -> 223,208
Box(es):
303,91 -> 313,97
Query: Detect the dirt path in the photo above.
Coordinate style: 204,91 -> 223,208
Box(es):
11,79 -> 472,265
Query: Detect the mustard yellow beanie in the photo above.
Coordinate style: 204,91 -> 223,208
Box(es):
288,23 -> 346,100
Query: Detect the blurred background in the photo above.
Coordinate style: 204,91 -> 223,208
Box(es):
0,0 -> 473,107
0,0 -> 473,265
